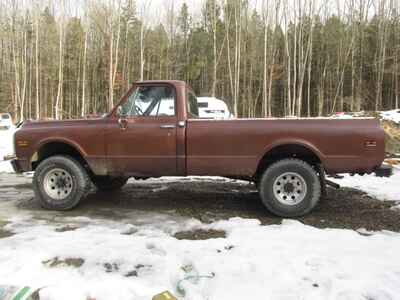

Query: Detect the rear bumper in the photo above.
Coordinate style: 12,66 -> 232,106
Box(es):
374,164 -> 393,177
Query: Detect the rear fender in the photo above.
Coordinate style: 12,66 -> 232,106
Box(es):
258,139 -> 325,165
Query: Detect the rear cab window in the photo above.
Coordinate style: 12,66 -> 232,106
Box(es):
187,90 -> 199,118
198,102 -> 208,108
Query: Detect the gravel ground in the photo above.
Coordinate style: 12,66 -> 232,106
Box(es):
0,173 -> 399,234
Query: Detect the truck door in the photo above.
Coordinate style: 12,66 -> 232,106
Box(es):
106,84 -> 178,177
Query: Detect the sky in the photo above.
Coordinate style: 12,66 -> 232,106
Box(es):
11,0 -> 382,25
135,0 -> 263,20
134,0 -> 378,25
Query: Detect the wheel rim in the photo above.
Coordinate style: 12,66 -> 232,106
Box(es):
273,172 -> 307,206
43,168 -> 73,200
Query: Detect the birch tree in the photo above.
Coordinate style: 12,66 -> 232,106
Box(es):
138,0 -> 151,81
55,0 -> 65,119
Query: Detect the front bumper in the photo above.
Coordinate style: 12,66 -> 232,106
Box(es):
10,159 -> 24,174
3,155 -> 28,174
374,164 -> 393,177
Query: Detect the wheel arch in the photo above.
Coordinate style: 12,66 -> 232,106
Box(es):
255,140 -> 324,179
31,139 -> 89,172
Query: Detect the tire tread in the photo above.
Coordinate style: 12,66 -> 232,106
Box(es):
33,155 -> 91,210
259,158 -> 321,217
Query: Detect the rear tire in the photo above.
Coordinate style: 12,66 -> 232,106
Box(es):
92,176 -> 128,192
33,155 -> 91,210
258,158 -> 321,217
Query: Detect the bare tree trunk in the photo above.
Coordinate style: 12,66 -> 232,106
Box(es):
375,0 -> 389,111
306,0 -> 315,117
112,1 -> 122,108
318,57 -> 327,116
20,28 -> 27,121
108,0 -> 122,111
109,21 -> 114,109
224,2 -> 235,115
396,43 -> 399,109
140,21 -> 145,80
262,0 -> 270,117
81,28 -> 88,117
396,0 -> 400,109
356,0 -> 372,111
292,1 -> 298,116
55,0 -> 65,120
35,3 -> 40,119
232,0 -> 242,117
283,1 -> 291,116
139,1 -> 151,81
211,0 -> 218,97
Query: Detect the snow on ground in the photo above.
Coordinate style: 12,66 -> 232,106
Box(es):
329,109 -> 400,124
330,167 -> 400,210
0,215 -> 400,300
1,120 -> 400,299
381,109 -> 400,124
0,127 -> 16,173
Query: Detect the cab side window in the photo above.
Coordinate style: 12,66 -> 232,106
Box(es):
121,86 -> 176,117
187,91 -> 199,118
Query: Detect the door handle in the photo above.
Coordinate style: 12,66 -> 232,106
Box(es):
118,118 -> 128,130
160,124 -> 176,129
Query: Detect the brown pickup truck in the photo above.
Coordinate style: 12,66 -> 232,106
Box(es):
9,80 -> 390,217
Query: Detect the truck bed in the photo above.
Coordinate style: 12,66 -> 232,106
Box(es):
186,118 -> 385,176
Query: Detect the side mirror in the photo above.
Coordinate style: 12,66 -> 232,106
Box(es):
117,106 -> 126,118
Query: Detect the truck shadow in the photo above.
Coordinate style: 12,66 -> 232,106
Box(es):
81,179 -> 400,232
83,179 -> 268,222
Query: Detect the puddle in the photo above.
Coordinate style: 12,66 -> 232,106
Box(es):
124,264 -> 152,277
0,229 -> 14,239
0,183 -> 33,190
174,229 -> 226,240
42,257 -> 85,268
103,262 -> 120,273
55,224 -> 81,232
0,220 -> 14,239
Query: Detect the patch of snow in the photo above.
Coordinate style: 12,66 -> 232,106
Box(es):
329,112 -> 355,119
0,217 -> 400,300
330,169 -> 400,209
0,127 -> 16,173
151,186 -> 170,192
381,109 -> 400,124
328,111 -> 370,119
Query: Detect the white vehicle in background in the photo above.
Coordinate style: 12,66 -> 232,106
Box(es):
197,97 -> 232,119
0,113 -> 13,130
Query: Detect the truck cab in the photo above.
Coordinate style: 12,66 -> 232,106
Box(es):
105,81 -> 196,177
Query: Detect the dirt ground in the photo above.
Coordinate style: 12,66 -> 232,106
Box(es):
1,173 -> 399,235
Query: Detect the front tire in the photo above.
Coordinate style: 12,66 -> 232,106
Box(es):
258,159 -> 321,217
33,155 -> 91,210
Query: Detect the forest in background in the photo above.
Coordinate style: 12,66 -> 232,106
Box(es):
0,0 -> 399,121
